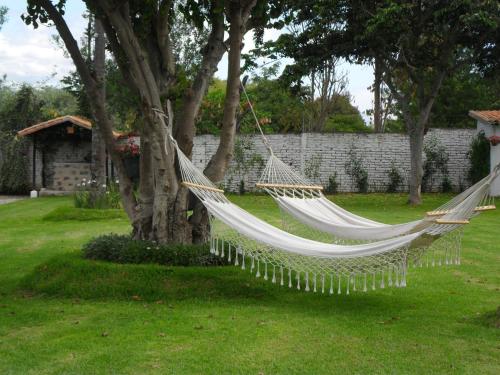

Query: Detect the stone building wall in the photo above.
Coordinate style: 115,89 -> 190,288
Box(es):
192,128 -> 477,193
26,137 -> 92,191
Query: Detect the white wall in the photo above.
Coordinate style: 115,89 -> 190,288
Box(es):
192,128 -> 476,193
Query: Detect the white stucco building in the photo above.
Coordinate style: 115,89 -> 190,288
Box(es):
469,110 -> 500,196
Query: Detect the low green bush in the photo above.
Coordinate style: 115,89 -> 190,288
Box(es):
83,234 -> 225,267
325,172 -> 339,194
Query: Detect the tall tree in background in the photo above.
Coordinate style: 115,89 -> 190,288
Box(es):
372,57 -> 383,132
343,0 -> 499,204
91,19 -> 107,191
270,0 -> 499,204
24,0 -> 278,244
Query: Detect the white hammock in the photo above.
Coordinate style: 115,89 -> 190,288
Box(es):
173,140 -> 488,294
236,81 -> 497,243
258,154 -> 498,241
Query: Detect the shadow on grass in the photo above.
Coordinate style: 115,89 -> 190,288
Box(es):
20,252 -> 415,316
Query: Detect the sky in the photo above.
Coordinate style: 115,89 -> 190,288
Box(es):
0,0 -> 374,123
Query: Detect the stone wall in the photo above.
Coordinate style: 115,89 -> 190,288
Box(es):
52,162 -> 91,191
27,138 -> 92,191
192,128 -> 476,193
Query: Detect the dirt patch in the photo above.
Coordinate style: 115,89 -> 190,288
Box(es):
0,196 -> 27,205
477,306 -> 500,329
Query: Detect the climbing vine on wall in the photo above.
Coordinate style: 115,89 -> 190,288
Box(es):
227,136 -> 265,193
345,146 -> 368,193
422,136 -> 450,192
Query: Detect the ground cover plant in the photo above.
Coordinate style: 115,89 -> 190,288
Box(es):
0,195 -> 498,374
82,234 -> 223,266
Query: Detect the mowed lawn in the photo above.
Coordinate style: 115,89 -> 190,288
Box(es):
0,194 -> 499,374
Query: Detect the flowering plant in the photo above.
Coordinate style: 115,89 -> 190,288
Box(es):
116,137 -> 140,157
74,178 -> 121,209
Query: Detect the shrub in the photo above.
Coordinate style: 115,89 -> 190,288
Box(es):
74,179 -> 121,209
387,162 -> 403,193
0,136 -> 30,194
345,147 -> 368,193
82,234 -> 225,267
467,131 -> 490,184
441,175 -> 453,193
324,172 -> 339,194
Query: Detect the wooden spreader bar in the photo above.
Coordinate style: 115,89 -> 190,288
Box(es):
434,219 -> 470,225
255,183 -> 324,191
426,205 -> 496,217
182,182 -> 224,193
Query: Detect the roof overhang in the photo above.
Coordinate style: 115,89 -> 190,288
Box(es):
17,115 -> 92,137
17,115 -> 124,138
469,110 -> 500,126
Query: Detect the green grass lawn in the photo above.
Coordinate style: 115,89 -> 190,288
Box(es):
0,194 -> 498,374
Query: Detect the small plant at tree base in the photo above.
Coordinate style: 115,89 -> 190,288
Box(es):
324,172 -> 339,194
345,147 -> 369,193
387,162 -> 403,193
422,136 -> 450,192
467,131 -> 490,184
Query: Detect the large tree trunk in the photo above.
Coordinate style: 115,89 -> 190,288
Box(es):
91,19 -> 107,191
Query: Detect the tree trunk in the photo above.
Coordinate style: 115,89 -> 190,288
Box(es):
408,123 -> 425,205
133,130 -> 154,240
91,19 -> 107,191
373,57 -> 382,132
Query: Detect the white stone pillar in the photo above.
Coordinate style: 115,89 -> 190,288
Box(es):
476,120 -> 500,196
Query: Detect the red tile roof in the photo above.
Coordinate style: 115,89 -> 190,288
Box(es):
17,115 -> 92,137
469,110 -> 500,125
17,115 -> 124,138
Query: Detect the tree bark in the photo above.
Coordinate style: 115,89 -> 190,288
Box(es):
92,19 -> 107,191
408,123 -> 425,205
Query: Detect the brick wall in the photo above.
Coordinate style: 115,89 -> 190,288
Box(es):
192,128 -> 476,193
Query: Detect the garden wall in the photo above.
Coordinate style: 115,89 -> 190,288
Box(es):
192,128 -> 477,193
